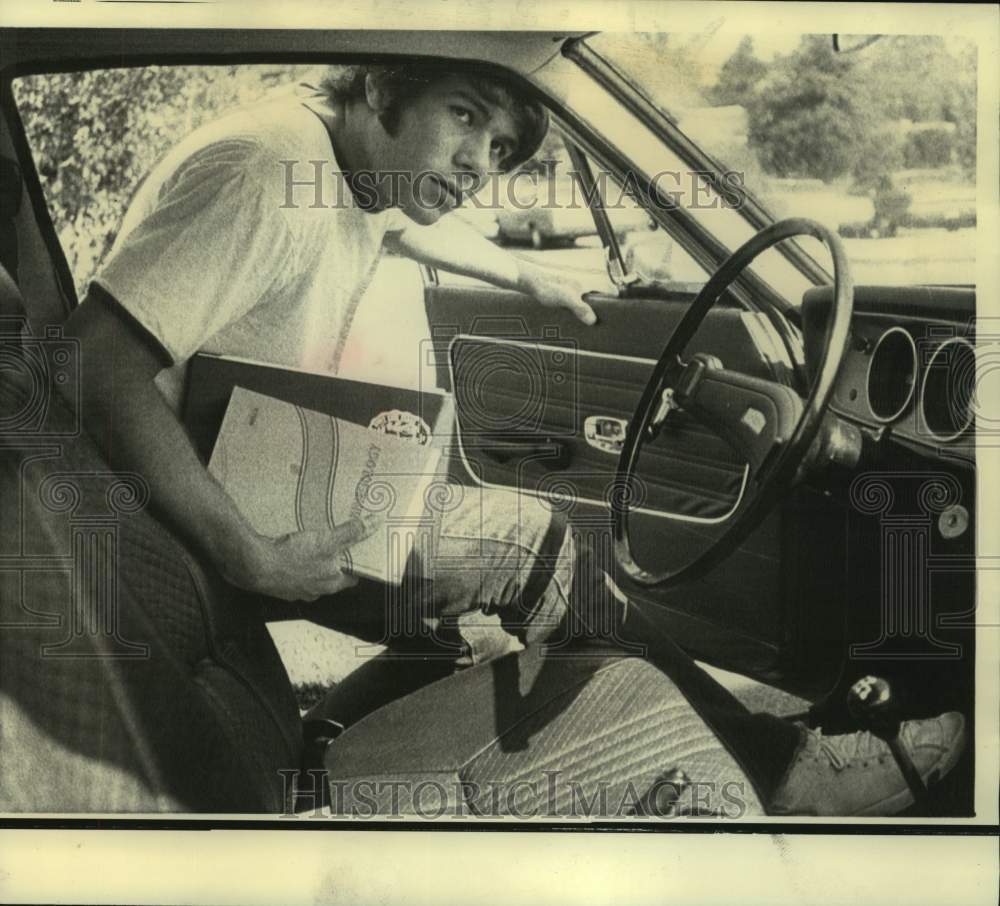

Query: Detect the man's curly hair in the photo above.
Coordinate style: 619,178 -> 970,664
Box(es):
319,62 -> 549,173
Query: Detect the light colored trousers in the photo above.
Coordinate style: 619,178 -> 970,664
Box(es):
341,482 -> 627,665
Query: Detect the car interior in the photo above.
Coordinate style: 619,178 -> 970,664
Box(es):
0,28 -> 978,818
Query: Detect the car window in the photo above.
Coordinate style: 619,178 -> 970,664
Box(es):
440,130 -> 610,290
441,128 -> 708,291
581,156 -> 710,286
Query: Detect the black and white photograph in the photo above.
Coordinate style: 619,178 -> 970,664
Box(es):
0,0 -> 997,902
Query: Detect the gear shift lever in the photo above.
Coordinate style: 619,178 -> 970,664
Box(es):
847,675 -> 927,804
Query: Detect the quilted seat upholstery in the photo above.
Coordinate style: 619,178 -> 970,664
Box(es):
0,341 -> 303,812
323,642 -> 764,818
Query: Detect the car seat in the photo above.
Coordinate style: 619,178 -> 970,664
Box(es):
0,264 -> 763,816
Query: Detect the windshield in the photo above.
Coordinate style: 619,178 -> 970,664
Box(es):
587,32 -> 976,286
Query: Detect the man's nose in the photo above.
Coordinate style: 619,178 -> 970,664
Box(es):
454,135 -> 491,187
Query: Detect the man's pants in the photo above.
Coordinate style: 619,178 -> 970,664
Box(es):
310,483 -> 804,803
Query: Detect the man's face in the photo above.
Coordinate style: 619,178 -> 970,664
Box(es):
373,75 -> 521,225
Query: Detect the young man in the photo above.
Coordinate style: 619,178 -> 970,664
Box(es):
60,62 -> 965,814
64,63 -> 590,616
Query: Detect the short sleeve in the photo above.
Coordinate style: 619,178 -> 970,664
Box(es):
95,140 -> 298,364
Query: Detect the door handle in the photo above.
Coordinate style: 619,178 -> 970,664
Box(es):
483,436 -> 571,468
584,416 -> 628,455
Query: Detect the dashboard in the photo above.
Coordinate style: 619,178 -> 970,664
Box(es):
801,285 -> 976,466
793,285 -> 976,715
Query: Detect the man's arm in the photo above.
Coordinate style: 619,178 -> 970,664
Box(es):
59,290 -> 373,602
385,214 -> 599,325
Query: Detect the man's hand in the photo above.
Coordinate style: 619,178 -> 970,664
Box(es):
516,261 -> 598,326
223,515 -> 380,602
64,291 -> 382,605
390,216 -> 598,325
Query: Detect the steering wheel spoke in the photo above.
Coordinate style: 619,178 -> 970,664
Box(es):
645,355 -> 685,440
673,355 -> 804,476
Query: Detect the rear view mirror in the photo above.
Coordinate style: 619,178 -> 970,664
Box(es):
832,34 -> 884,54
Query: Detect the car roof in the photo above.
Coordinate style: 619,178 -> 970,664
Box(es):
0,29 -> 584,76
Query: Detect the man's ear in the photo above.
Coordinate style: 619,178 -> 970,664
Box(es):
364,72 -> 389,113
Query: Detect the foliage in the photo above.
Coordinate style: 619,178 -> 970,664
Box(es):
721,34 -> 976,186
950,58 -> 977,177
859,36 -> 975,123
902,128 -> 954,168
708,37 -> 768,108
850,36 -> 974,177
871,177 -> 912,233
850,129 -> 904,192
13,64 -> 317,296
745,36 -> 876,183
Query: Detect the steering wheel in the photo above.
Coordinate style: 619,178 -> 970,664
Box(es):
612,218 -> 854,588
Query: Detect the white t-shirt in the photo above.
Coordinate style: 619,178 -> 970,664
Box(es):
96,92 -> 404,409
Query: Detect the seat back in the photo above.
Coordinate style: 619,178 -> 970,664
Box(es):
0,270 -> 303,812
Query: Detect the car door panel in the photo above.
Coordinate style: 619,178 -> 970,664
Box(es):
427,283 -> 793,677
450,336 -> 748,520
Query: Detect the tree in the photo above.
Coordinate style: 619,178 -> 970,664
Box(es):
854,35 -> 975,177
947,42 -> 977,178
850,128 -> 904,192
709,37 -> 767,108
902,128 -> 954,169
746,36 -> 875,182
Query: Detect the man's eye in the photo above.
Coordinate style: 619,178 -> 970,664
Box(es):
490,139 -> 509,159
452,107 -> 473,126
